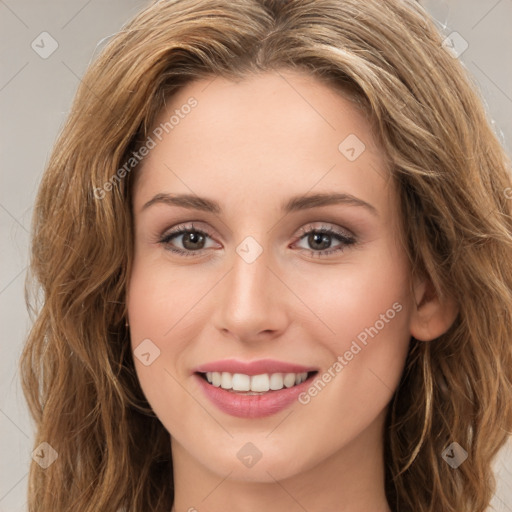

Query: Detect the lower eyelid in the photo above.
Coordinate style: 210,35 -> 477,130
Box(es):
159,227 -> 355,257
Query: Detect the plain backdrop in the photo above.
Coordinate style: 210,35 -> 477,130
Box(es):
1,0 -> 511,510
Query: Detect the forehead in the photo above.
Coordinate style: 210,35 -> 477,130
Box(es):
134,70 -> 393,217
150,70 -> 379,154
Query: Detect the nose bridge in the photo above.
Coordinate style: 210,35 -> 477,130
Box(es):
214,234 -> 286,339
229,238 -> 274,314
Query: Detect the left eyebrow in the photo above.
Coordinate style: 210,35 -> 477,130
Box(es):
141,191 -> 378,217
283,192 -> 378,217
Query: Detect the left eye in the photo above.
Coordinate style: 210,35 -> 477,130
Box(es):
159,223 -> 356,258
294,224 -> 356,257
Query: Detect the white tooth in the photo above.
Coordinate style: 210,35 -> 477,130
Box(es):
212,371 -> 221,387
232,373 -> 251,391
269,373 -> 284,390
251,374 -> 270,392
212,371 -> 306,391
283,373 -> 296,388
220,372 -> 233,389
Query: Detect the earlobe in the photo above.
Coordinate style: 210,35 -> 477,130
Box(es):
410,276 -> 459,342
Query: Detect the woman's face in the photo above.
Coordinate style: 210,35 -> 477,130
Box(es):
127,70 -> 419,483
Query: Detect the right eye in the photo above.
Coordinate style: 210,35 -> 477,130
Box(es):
159,223 -> 218,257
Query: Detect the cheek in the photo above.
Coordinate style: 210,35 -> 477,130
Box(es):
290,244 -> 412,417
126,261 -> 201,447
294,251 -> 412,436
126,256 -> 189,406
127,254 -> 199,350
289,240 -> 411,356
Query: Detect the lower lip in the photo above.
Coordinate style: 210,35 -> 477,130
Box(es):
194,373 -> 314,418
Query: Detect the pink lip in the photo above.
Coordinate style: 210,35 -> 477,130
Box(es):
193,358 -> 316,376
194,374 -> 316,418
192,359 -> 318,419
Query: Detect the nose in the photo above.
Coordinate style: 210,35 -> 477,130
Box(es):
212,241 -> 289,344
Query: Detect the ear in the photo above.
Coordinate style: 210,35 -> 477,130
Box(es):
410,275 -> 458,341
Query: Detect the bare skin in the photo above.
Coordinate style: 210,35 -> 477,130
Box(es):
127,70 -> 457,512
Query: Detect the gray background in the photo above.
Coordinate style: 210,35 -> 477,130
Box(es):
1,0 -> 511,510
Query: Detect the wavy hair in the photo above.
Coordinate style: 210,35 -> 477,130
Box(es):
20,0 -> 512,510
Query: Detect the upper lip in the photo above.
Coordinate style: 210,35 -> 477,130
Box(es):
193,358 -> 318,376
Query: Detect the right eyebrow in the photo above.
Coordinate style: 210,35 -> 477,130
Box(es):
142,193 -> 221,214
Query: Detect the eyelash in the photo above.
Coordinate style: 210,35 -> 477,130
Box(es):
158,222 -> 356,258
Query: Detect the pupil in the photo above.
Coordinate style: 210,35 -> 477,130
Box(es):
184,231 -> 204,250
181,231 -> 332,251
309,232 -> 330,250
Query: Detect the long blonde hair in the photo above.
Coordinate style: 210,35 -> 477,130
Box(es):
20,0 -> 512,510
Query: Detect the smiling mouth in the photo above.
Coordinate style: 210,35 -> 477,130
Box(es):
196,371 -> 318,394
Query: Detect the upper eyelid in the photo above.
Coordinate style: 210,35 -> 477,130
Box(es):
160,222 -> 215,240
296,223 -> 354,239
159,225 -> 356,261
159,222 -> 355,245
161,221 -> 351,234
